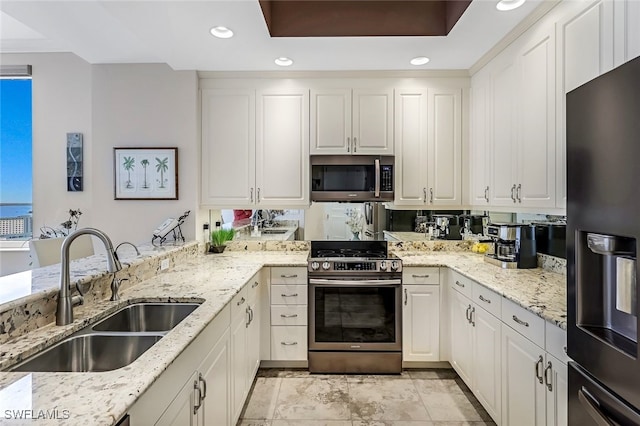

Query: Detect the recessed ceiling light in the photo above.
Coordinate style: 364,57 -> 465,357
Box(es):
275,57 -> 293,67
210,26 -> 234,39
410,56 -> 430,66
496,0 -> 526,11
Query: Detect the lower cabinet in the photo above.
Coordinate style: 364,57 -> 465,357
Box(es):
402,284 -> 440,361
269,266 -> 308,361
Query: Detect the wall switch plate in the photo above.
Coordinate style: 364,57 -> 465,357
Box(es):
160,259 -> 170,270
67,132 -> 83,191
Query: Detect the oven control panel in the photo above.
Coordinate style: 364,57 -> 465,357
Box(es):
308,259 -> 402,273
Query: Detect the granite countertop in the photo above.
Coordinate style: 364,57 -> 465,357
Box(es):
0,248 -> 566,425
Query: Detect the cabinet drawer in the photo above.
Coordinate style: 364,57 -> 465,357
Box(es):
231,286 -> 249,319
472,282 -> 501,318
271,326 -> 308,360
403,267 -> 440,285
450,270 -> 474,299
271,267 -> 307,285
271,306 -> 308,326
545,322 -> 569,364
501,298 -> 545,348
271,285 -> 308,305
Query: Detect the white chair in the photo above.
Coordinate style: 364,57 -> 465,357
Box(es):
29,235 -> 94,268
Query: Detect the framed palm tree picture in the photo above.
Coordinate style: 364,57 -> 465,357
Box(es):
114,147 -> 178,200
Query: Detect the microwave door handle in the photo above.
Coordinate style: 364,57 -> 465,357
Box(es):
374,158 -> 381,198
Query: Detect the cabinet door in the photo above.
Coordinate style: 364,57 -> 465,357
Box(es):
156,371 -> 198,426
501,324 -> 546,426
394,88 -> 428,205
352,88 -> 394,155
201,89 -> 256,207
246,298 -> 261,383
198,329 -> 231,426
517,26 -> 556,208
490,60 -> 518,206
449,289 -> 473,385
402,285 -> 440,362
427,87 -> 462,206
230,310 -> 249,423
471,306 -> 502,424
256,89 -> 310,206
545,354 -> 568,426
469,74 -> 491,206
310,89 -> 351,154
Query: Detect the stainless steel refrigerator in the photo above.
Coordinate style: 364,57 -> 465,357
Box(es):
567,55 -> 640,424
363,202 -> 387,240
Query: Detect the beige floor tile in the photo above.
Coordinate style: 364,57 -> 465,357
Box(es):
273,377 -> 351,420
413,379 -> 491,422
347,378 -> 431,421
236,420 -> 271,426
240,377 -> 282,420
271,421 -> 352,426
353,421 -> 435,426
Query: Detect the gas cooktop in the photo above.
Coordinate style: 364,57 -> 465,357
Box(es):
309,240 -> 387,259
308,240 -> 401,274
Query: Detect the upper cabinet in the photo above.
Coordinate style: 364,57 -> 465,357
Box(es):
394,87 -> 462,206
310,88 -> 394,155
201,87 -> 309,208
469,72 -> 491,206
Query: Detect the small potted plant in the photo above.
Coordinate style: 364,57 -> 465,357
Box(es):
209,228 -> 235,253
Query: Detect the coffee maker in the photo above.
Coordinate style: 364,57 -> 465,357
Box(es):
484,223 -> 537,269
432,214 -> 460,240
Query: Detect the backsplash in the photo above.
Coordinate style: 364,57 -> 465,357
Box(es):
538,253 -> 567,275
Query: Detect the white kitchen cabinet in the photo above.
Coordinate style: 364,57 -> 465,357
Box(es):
256,89 -> 309,206
469,72 -> 491,206
155,371 -> 199,426
201,89 -> 255,206
310,88 -> 393,155
200,88 -> 309,208
394,87 -> 462,206
544,353 -> 568,426
230,288 -> 250,422
471,302 -> 502,423
402,284 -> 440,362
269,267 -> 308,361
246,276 -> 263,381
197,330 -> 232,426
449,287 -> 474,385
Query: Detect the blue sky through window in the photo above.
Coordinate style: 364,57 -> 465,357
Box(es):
0,79 -> 32,204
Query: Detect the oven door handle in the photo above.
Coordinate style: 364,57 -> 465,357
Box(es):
309,278 -> 401,286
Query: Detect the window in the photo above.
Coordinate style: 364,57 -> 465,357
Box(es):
0,66 -> 32,240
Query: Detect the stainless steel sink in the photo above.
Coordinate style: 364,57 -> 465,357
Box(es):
260,229 -> 288,234
11,334 -> 163,372
92,302 -> 201,332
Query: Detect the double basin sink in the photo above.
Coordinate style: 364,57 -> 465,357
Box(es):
10,302 -> 201,373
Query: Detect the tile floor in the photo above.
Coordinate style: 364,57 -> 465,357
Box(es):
237,369 -> 497,426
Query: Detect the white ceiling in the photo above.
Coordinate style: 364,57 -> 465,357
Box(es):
0,0 -> 548,71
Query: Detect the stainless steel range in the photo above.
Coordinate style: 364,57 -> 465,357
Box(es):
308,240 -> 402,374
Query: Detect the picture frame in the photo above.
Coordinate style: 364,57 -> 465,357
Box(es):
114,147 -> 178,200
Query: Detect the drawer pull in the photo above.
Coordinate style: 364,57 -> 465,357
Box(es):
281,293 -> 299,297
280,341 -> 298,346
281,274 -> 298,278
237,297 -> 246,306
512,315 -> 529,327
412,274 -> 430,278
252,281 -> 259,288
280,314 -> 298,318
478,295 -> 491,304
455,280 -> 465,288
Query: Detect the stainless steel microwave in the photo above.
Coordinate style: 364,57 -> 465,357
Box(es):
310,155 -> 394,202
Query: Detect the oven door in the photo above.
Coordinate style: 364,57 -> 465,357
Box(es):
308,277 -> 402,351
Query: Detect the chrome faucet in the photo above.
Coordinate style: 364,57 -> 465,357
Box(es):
115,241 -> 140,258
56,228 -> 122,326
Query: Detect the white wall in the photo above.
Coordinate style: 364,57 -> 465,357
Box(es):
0,54 -> 202,274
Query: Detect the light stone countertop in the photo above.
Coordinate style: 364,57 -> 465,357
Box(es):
0,248 -> 566,425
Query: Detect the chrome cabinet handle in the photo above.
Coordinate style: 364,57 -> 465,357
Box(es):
250,187 -> 254,203
544,361 -> 553,391
353,137 -> 357,152
429,188 -> 434,203
484,186 -> 489,202
280,313 -> 298,318
193,380 -> 202,414
281,341 -> 298,346
478,295 -> 491,304
257,187 -> 261,203
465,304 -> 472,323
535,355 -> 544,384
412,274 -> 430,278
404,288 -> 408,306
199,372 -> 207,400
455,280 -> 465,288
512,315 -> 529,327
511,184 -> 517,203
470,307 -> 475,327
246,306 -> 251,328
237,296 -> 246,306
516,183 -> 522,203
281,293 -> 299,297
423,188 -> 427,204
252,281 -> 259,288
281,274 -> 298,278
347,137 -> 350,152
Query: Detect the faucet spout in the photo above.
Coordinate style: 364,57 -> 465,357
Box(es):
115,241 -> 140,258
57,228 -> 122,326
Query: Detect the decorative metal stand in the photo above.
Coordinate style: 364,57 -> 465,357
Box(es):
152,210 -> 190,246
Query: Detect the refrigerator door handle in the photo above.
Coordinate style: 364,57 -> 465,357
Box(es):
578,387 -> 617,426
